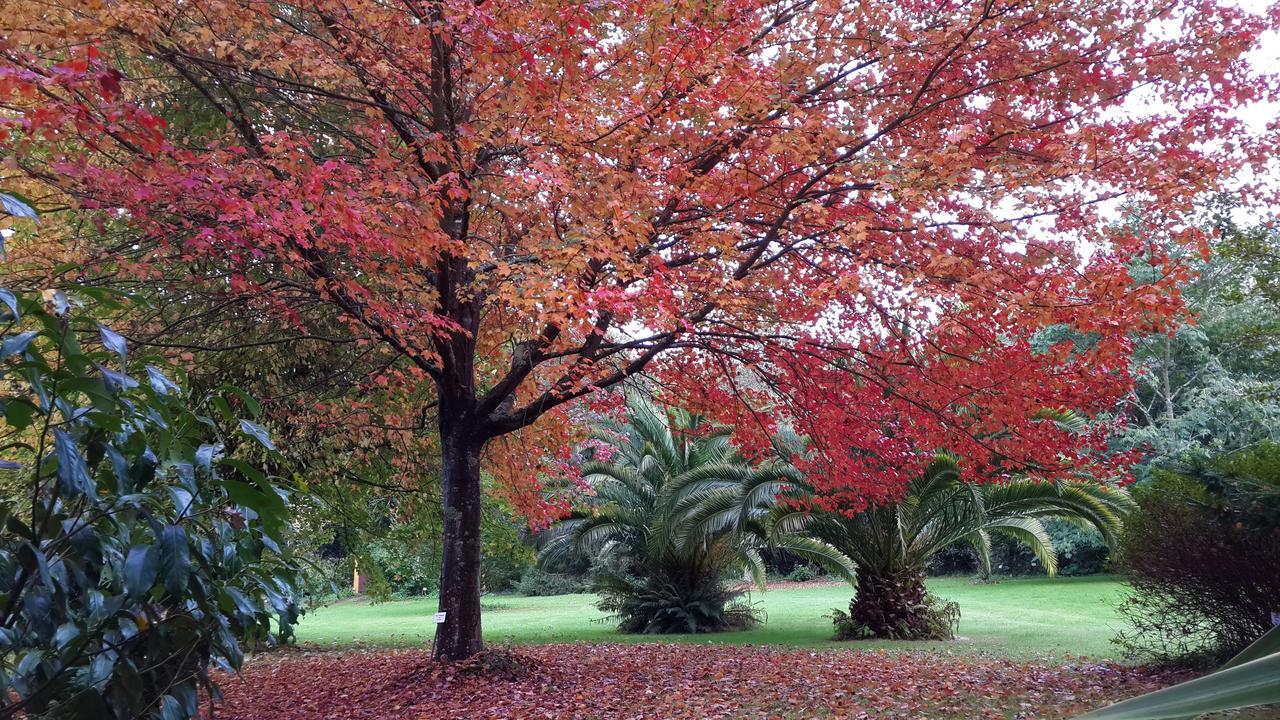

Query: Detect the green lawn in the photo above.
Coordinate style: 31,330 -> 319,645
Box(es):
296,575 -> 1134,660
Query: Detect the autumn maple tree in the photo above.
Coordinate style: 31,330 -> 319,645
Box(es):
2,0 -> 1276,660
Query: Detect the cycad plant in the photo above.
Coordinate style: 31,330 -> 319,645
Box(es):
541,396 -> 853,634
773,453 -> 1134,640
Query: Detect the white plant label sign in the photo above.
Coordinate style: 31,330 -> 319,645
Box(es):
434,612 -> 447,624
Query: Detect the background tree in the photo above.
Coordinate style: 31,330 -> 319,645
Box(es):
4,0 -> 1276,659
1089,200 -> 1280,669
1113,203 -> 1280,480
773,453 -> 1133,640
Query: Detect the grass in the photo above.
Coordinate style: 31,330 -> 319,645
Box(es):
295,575 -> 1134,660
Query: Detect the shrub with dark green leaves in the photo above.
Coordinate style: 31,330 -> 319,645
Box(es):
354,494 -> 532,598
514,568 -> 585,597
480,502 -> 535,593
926,544 -> 980,576
784,564 -> 821,582
1116,453 -> 1280,665
366,528 -> 440,598
929,520 -> 1112,577
990,520 -> 1113,576
1042,521 -> 1111,576
0,286 -> 302,719
299,555 -> 355,603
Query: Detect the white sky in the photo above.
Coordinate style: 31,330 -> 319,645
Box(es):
1236,0 -> 1280,134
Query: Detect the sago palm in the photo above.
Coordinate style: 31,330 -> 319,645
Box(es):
541,395 -> 853,634
771,453 -> 1135,640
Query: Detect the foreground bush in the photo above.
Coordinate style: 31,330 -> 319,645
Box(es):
0,287 -> 301,719
1116,451 -> 1280,665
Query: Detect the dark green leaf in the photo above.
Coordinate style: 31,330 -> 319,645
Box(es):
222,479 -> 285,525
160,695 -> 184,720
54,622 -> 80,650
239,419 -> 274,450
89,653 -> 114,688
219,385 -> 262,418
158,526 -> 191,597
129,449 -> 157,490
123,545 -> 158,599
0,192 -> 37,220
196,443 -> 222,471
3,397 -> 37,432
54,430 -> 97,498
219,458 -> 265,484
223,587 -> 259,618
97,324 -> 127,361
0,288 -> 18,320
171,683 -> 199,717
1,331 -> 38,358
145,365 -> 181,396
98,365 -> 139,393
211,395 -> 233,421
169,487 -> 194,518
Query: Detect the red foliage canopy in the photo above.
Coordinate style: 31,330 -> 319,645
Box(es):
3,0 -> 1276,515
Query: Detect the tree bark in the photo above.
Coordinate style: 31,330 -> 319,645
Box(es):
433,418 -> 485,661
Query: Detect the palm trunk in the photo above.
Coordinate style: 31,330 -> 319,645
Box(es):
845,568 -> 954,640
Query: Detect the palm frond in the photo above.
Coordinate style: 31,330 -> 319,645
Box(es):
988,517 -> 1059,576
774,535 -> 857,584
969,528 -> 993,576
787,450 -> 1132,586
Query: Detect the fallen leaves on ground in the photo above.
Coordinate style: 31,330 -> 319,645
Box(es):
207,643 -> 1185,720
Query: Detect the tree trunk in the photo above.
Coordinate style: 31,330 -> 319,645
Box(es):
433,421 -> 485,661
845,568 -> 955,640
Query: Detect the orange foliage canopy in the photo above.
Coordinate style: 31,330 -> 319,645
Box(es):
3,0 -> 1277,516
